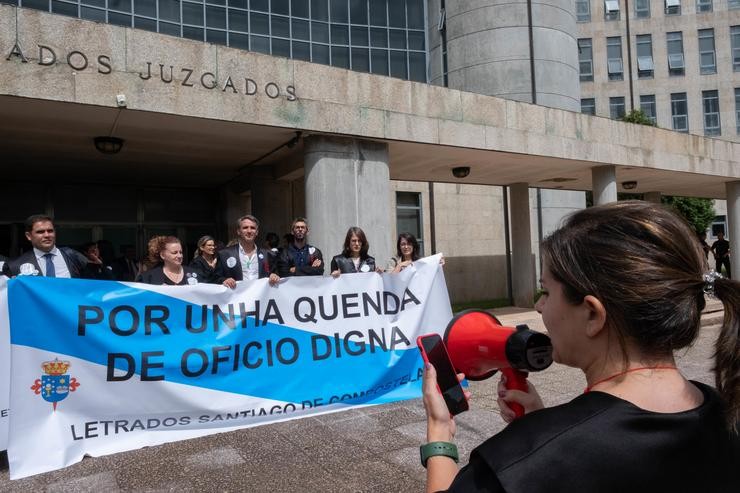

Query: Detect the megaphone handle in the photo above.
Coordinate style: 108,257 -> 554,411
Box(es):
501,367 -> 528,418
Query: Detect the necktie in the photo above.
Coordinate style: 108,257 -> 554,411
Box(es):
44,253 -> 56,278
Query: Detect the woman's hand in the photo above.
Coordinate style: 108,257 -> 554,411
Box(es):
496,373 -> 544,423
423,364 -> 469,442
330,269 -> 341,278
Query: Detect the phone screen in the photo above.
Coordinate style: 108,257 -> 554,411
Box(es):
418,334 -> 468,415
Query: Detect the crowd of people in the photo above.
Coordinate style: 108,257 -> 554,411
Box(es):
0,214 -> 429,285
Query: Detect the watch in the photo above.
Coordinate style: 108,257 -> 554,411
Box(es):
420,441 -> 459,468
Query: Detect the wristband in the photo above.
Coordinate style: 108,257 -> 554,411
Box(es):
420,441 -> 459,468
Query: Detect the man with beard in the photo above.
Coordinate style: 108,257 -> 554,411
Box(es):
216,215 -> 279,288
277,217 -> 324,277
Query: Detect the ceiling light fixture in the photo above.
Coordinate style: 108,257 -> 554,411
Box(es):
621,180 -> 638,190
93,136 -> 124,154
452,166 -> 471,179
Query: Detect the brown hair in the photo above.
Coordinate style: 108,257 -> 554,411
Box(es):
342,227 -> 369,258
541,201 -> 739,430
396,232 -> 420,261
194,235 -> 215,259
145,236 -> 181,268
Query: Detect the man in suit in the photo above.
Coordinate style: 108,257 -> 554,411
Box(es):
3,214 -> 88,278
216,215 -> 279,288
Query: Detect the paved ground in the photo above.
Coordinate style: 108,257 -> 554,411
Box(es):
0,300 -> 724,492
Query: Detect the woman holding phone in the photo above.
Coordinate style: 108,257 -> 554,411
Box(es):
421,201 -> 739,492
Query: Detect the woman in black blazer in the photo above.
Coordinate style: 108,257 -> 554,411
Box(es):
330,227 -> 381,277
189,235 -> 220,284
137,236 -> 199,286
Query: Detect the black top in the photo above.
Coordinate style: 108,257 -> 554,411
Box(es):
136,265 -> 200,286
277,243 -> 324,277
189,255 -> 220,284
213,244 -> 275,283
330,254 -> 377,274
2,247 -> 89,278
712,239 -> 730,258
444,382 -> 738,493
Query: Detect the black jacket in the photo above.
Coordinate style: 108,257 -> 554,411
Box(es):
214,244 -> 275,283
137,265 -> 200,285
2,247 -> 89,278
330,254 -> 377,274
277,244 -> 324,277
189,255 -> 220,284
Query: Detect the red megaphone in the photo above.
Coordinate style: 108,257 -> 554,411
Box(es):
444,310 -> 553,418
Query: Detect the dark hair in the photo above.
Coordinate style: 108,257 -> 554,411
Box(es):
291,217 -> 308,230
265,232 -> 279,249
194,235 -> 215,259
396,233 -> 420,261
80,242 -> 98,254
342,227 -> 369,258
541,201 -> 740,430
237,215 -> 260,229
25,214 -> 54,232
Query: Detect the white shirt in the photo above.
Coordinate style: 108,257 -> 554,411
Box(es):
34,247 -> 71,278
239,244 -> 259,281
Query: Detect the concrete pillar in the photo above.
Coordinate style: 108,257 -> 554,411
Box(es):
592,166 -> 617,205
643,191 -> 662,204
510,183 -> 535,308
727,181 -> 740,279
304,136 -> 392,268
250,168 -> 294,241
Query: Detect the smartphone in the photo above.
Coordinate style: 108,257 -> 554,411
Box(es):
417,333 -> 469,416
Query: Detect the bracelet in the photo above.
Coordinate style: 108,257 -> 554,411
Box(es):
420,441 -> 459,468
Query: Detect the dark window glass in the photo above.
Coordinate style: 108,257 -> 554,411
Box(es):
183,25 -> 204,40
251,34 -> 270,53
51,1 -> 78,17
159,0 -> 180,21
135,16 -> 157,30
159,21 -> 181,35
371,48 -> 388,75
209,0 -> 226,5
312,21 -> 329,42
311,0 -> 328,20
134,0 -> 156,16
331,45 -> 350,68
388,0 -> 405,28
350,0 -> 367,24
408,30 -> 424,50
272,15 -> 290,37
370,27 -> 387,47
390,50 -> 407,78
23,0 -> 48,10
207,29 -> 227,45
409,51 -> 425,81
293,18 -> 310,39
292,0 -> 309,17
81,7 -> 107,21
272,0 -> 289,15
229,0 -> 247,8
251,12 -> 269,34
351,47 -> 369,71
230,32 -> 248,49
1,0 -> 20,6
109,12 -> 132,25
331,23 -> 349,44
250,0 -> 268,11
272,37 -> 291,57
369,0 -> 386,25
351,26 -> 369,46
407,0 -> 423,29
330,0 -> 347,22
293,40 -> 311,60
183,2 -> 204,24
206,6 -> 226,28
229,9 -> 248,31
312,43 -> 330,64
82,0 -> 105,8
389,29 -> 406,49
109,0 -> 132,12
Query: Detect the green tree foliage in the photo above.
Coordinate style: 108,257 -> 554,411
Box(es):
661,196 -> 716,234
621,109 -> 657,127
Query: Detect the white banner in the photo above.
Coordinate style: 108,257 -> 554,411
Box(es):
0,276 -> 9,451
5,255 -> 451,479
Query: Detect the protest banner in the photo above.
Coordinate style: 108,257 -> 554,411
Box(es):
5,255 -> 451,479
0,277 -> 9,451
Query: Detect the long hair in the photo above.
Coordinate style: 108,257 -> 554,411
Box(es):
194,235 -> 215,259
396,233 -> 420,261
342,227 -> 369,258
145,235 -> 181,268
541,200 -> 740,430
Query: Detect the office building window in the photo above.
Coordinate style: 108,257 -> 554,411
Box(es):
640,95 -> 657,124
607,36 -> 623,81
731,0 -> 740,9
578,39 -> 594,82
581,98 -> 596,115
665,0 -> 680,15
696,0 -> 712,12
396,192 -> 424,255
635,0 -> 650,17
732,26 -> 740,72
702,90 -> 721,136
604,0 -> 620,20
698,29 -> 716,74
610,97 -> 626,119
636,34 -> 654,79
576,0 -> 591,21
671,92 -> 688,132
667,32 -> 685,76
735,88 -> 740,134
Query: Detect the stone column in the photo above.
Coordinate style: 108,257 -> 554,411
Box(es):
304,136 -> 392,268
727,181 -> 740,279
643,191 -> 662,204
510,183 -> 534,308
592,166 -> 617,205
250,168 -> 294,241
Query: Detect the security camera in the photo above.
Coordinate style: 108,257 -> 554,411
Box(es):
452,166 -> 471,179
116,94 -> 127,108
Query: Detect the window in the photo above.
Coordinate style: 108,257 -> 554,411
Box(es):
576,0 -> 591,21
671,92 -> 688,132
696,0 -> 712,12
667,32 -> 685,76
731,0 -> 740,9
636,34 -> 654,79
735,88 -> 740,134
665,0 -> 680,15
604,0 -> 620,20
578,39 -> 594,82
732,26 -> 740,72
702,90 -> 721,136
698,29 -> 716,74
396,192 -> 424,255
607,37 -> 623,81
610,96 -> 626,119
635,0 -> 650,17
581,98 -> 596,115
640,95 -> 657,124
